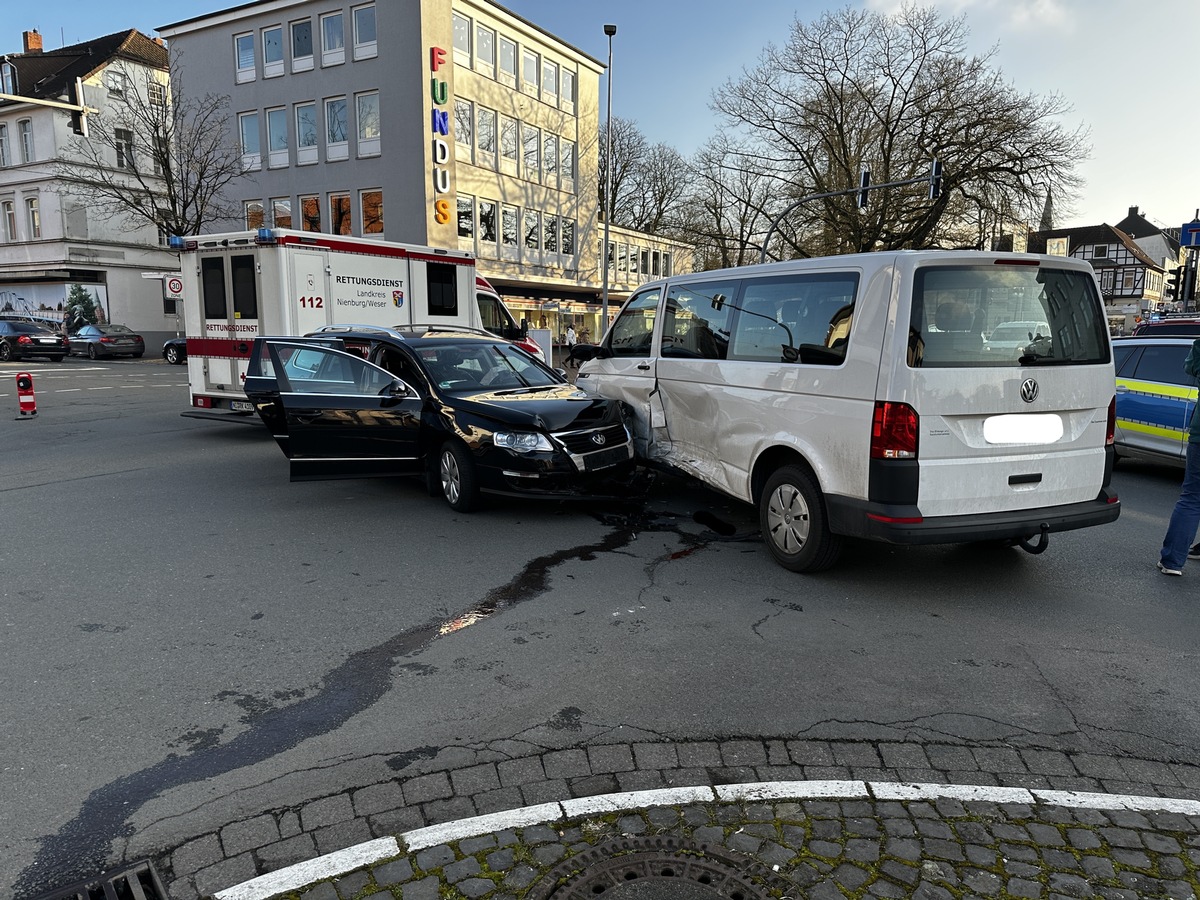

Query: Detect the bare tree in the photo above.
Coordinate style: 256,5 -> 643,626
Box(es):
598,116 -> 647,226
55,57 -> 248,238
712,4 -> 1088,258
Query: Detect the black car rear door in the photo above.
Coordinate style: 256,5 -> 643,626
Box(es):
255,339 -> 425,481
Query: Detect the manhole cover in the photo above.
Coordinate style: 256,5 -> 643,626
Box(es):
530,836 -> 779,900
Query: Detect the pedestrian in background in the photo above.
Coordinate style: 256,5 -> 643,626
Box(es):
565,324 -> 577,368
1158,336 -> 1200,575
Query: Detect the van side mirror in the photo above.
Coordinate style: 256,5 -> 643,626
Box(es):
711,293 -> 726,311
570,343 -> 605,362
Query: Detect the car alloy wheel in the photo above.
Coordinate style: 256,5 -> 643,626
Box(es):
88,344 -> 98,360
165,346 -> 181,365
0,341 -> 11,361
439,441 -> 480,512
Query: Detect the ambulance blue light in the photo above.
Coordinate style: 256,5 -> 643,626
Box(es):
168,236 -> 186,250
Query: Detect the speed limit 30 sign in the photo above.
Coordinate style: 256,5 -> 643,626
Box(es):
166,276 -> 184,297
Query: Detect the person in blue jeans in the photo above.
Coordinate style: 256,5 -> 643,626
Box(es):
1159,337 -> 1200,575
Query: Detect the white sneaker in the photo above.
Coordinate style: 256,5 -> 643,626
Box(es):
1158,560 -> 1183,576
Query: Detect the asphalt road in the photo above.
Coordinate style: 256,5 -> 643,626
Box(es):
2,358 -> 1198,897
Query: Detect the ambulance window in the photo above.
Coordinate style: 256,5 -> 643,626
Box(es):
231,255 -> 259,319
428,262 -> 458,316
201,257 -> 227,319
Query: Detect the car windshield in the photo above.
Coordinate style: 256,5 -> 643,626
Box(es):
909,264 -> 1109,367
416,341 -> 559,393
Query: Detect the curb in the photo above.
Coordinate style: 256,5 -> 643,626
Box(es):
211,779 -> 1200,900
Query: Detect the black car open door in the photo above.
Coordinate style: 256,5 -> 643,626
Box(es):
248,339 -> 425,481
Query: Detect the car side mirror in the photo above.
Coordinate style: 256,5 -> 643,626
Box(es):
384,379 -> 411,398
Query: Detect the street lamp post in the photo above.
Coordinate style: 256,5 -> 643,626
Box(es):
600,23 -> 616,332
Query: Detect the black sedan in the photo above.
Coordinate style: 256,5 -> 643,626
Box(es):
243,328 -> 640,511
69,324 -> 145,359
162,337 -> 187,365
0,320 -> 69,362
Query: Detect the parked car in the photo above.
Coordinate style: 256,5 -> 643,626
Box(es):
0,320 -> 69,362
162,337 -> 187,365
1112,335 -> 1198,467
69,324 -> 145,359
242,327 -> 641,511
985,320 -> 1051,356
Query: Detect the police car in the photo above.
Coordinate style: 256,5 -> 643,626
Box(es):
1113,335 -> 1199,467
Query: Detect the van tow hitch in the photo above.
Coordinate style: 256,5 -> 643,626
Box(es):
1018,523 -> 1050,555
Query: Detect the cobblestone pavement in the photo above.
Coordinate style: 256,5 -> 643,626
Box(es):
151,738 -> 1200,900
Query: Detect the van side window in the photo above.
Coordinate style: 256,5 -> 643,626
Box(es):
728,273 -> 857,365
608,288 -> 660,357
662,281 -> 735,359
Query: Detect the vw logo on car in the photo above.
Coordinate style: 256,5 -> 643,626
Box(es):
1020,378 -> 1039,403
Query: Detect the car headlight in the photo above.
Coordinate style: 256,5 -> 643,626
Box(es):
493,431 -> 554,453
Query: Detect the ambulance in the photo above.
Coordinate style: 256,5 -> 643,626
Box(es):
168,227 -> 539,421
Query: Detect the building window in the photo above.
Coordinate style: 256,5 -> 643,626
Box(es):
263,26 -> 284,77
543,214 -> 558,253
454,99 -> 472,157
0,124 -> 9,167
498,36 -> 516,85
235,32 -> 255,82
561,69 -> 575,111
0,62 -> 16,95
477,107 -> 496,162
272,197 -> 292,228
291,19 -> 314,72
148,81 -> 166,107
239,112 -> 260,170
2,200 -> 15,240
560,139 -> 575,184
325,97 -> 348,160
300,194 -> 320,231
523,209 -> 540,253
361,189 -> 383,235
452,14 -> 470,63
106,71 -> 128,99
543,133 -> 557,182
475,24 -> 494,73
353,4 -> 377,59
320,12 -> 345,66
522,123 -> 539,177
266,107 -> 288,167
541,60 -> 557,102
663,252 -> 672,276
501,205 -> 518,252
500,116 -> 518,164
26,197 -> 40,238
296,102 -> 318,164
1093,245 -> 1109,259
562,219 -> 575,256
356,91 -> 380,157
18,119 -> 33,164
329,192 -> 351,234
244,200 -> 264,230
478,199 -> 497,246
457,194 -> 474,240
115,128 -> 134,169
522,49 -> 538,94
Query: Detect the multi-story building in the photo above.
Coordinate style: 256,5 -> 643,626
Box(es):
158,0 -> 691,340
0,28 -> 181,343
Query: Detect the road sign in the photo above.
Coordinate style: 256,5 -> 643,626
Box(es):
166,276 -> 184,296
1182,222 -> 1200,248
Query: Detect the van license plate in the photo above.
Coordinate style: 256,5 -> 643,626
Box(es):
230,401 -> 254,412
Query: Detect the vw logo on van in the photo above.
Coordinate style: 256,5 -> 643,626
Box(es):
1020,378 -> 1039,403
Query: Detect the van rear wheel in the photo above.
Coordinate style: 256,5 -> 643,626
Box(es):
759,465 -> 841,572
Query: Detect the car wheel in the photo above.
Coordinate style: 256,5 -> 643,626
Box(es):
165,346 -> 182,365
439,441 -> 480,512
87,344 -> 98,360
0,341 -> 11,362
759,463 -> 841,572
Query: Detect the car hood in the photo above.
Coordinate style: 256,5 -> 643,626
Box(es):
447,385 -> 623,431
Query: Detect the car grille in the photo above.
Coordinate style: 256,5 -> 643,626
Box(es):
553,423 -> 632,472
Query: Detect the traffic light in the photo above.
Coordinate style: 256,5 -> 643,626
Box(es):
928,159 -> 943,200
69,77 -> 88,137
1166,267 -> 1181,301
857,169 -> 870,210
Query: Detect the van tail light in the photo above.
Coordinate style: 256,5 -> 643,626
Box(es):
871,401 -> 919,459
1106,396 -> 1115,446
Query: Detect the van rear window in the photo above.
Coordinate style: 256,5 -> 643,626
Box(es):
909,265 -> 1109,368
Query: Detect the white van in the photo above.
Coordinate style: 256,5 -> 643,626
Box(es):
572,251 -> 1120,572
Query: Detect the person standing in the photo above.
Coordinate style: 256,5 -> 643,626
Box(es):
1158,337 -> 1200,575
565,324 -> 577,368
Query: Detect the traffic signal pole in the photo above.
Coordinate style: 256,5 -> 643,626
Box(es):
0,77 -> 93,135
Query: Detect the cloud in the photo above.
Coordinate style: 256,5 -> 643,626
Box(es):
865,0 -> 1072,32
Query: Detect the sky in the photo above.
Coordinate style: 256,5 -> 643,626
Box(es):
14,0 -> 1200,233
